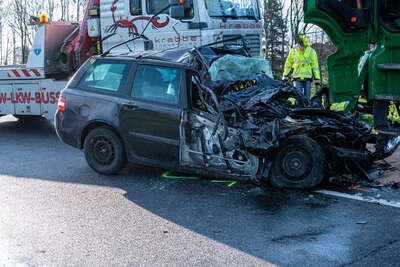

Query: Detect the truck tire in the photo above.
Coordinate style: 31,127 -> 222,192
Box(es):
84,127 -> 126,175
270,135 -> 325,189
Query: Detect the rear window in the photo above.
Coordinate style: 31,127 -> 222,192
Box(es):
78,62 -> 129,92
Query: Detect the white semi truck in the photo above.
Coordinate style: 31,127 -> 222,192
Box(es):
0,0 -> 262,121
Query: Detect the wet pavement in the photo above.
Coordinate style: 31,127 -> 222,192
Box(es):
0,115 -> 399,266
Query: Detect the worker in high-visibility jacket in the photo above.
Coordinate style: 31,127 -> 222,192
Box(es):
282,34 -> 321,100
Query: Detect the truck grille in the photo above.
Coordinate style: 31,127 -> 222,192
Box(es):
223,34 -> 261,57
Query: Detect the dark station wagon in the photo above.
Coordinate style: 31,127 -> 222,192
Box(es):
55,46 -> 400,189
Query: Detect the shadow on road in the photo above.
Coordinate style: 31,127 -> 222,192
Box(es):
1,117 -> 399,266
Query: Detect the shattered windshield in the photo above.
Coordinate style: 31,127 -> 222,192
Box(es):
204,0 -> 260,19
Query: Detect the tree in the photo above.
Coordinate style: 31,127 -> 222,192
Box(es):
60,0 -> 71,21
0,0 -> 3,64
288,0 -> 305,40
4,32 -> 12,65
6,0 -> 31,63
73,0 -> 86,21
263,0 -> 287,76
47,0 -> 56,20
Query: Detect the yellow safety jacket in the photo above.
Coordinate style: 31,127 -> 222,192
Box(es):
283,46 -> 321,81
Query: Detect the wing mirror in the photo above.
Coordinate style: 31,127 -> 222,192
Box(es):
169,0 -> 193,19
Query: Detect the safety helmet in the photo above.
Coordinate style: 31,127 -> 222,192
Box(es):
295,34 -> 310,47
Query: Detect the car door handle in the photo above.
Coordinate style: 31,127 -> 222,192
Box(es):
121,103 -> 138,110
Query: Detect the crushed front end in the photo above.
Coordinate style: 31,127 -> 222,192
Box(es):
179,45 -> 400,188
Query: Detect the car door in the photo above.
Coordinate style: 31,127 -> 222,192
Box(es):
119,63 -> 184,164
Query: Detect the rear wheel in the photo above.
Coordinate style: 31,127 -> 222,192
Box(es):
270,135 -> 325,189
84,127 -> 126,174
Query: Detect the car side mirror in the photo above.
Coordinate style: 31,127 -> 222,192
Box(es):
169,0 -> 185,19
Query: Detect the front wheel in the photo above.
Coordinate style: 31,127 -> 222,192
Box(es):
84,127 -> 126,175
270,135 -> 325,189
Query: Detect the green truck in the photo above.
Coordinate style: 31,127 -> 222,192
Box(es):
304,0 -> 400,132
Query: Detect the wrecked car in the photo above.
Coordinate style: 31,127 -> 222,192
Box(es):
55,42 -> 400,189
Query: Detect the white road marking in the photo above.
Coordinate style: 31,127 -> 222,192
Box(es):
315,189 -> 400,209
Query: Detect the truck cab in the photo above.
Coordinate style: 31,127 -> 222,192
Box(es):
97,0 -> 262,57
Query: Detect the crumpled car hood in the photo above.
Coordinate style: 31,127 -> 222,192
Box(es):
205,73 -> 399,176
187,45 -> 400,181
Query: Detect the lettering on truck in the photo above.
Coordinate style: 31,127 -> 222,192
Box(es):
154,35 -> 198,44
219,23 -> 262,29
0,92 -> 61,104
153,35 -> 200,49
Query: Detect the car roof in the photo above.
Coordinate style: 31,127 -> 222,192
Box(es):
100,48 -> 193,68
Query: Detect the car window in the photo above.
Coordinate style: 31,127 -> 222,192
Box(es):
131,65 -> 182,105
79,62 -> 128,92
147,0 -> 194,19
130,0 -> 142,15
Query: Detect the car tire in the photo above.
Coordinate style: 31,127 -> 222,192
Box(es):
270,135 -> 325,189
84,127 -> 126,175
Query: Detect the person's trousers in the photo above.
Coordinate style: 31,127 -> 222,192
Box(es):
294,80 -> 312,100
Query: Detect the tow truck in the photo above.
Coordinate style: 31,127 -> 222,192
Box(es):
0,0 -> 262,121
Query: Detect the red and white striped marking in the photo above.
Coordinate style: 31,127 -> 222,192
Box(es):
7,69 -> 42,78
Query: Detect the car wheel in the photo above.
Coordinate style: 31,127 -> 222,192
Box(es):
84,127 -> 126,175
270,135 -> 325,189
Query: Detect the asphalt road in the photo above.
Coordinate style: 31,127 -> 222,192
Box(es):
0,115 -> 400,267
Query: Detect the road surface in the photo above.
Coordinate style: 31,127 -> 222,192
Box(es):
0,115 -> 399,266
